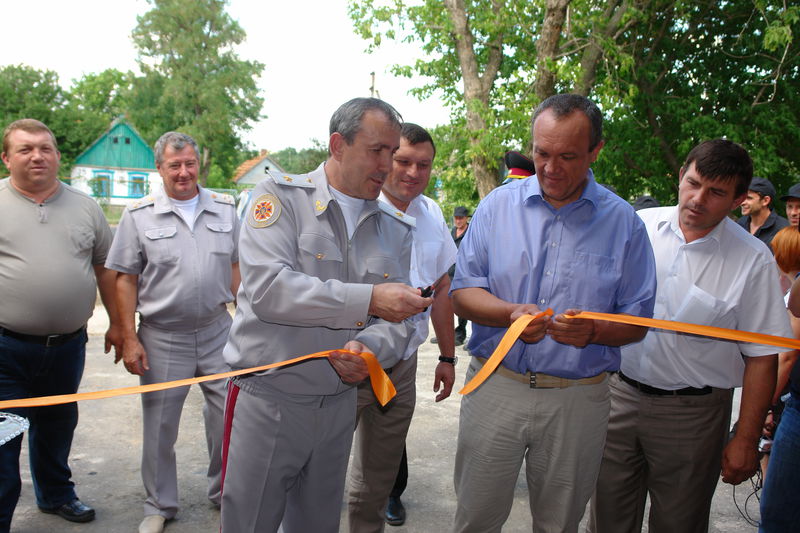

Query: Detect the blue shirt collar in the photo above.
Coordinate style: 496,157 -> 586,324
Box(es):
523,168 -> 600,211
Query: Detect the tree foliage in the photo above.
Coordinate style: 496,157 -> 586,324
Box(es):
350,0 -> 800,207
270,140 -> 329,174
132,0 -> 264,185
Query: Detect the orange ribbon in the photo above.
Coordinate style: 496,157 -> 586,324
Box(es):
459,309 -> 554,395
459,309 -> 800,396
569,311 -> 800,351
0,349 -> 396,410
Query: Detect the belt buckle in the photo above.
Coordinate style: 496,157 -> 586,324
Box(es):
45,334 -> 60,347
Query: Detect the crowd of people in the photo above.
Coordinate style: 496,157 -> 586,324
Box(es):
1,92 -> 798,533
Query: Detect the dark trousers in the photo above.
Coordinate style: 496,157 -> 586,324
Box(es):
0,330 -> 87,532
455,317 -> 468,337
390,447 -> 408,498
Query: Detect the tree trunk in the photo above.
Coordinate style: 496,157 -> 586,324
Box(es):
535,0 -> 572,101
200,145 -> 211,187
445,0 -> 505,198
574,0 -> 630,97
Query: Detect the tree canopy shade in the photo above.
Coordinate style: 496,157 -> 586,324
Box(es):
349,0 -> 800,208
132,0 -> 265,185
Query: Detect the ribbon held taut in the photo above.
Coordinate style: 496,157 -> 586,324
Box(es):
458,310 -> 800,395
0,349 -> 397,410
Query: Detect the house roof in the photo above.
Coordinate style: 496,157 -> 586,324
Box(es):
74,117 -> 156,171
233,150 -> 286,183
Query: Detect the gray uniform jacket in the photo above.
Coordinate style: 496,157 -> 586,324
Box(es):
224,163 -> 416,397
105,186 -> 239,331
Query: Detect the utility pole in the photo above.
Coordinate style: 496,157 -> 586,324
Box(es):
369,71 -> 380,99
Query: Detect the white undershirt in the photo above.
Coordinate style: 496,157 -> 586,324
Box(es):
172,195 -> 199,229
329,186 -> 365,239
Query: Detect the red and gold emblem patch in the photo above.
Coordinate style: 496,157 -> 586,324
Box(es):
248,193 -> 281,228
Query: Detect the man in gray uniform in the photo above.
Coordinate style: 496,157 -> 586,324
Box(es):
105,132 -> 240,533
220,98 -> 432,533
0,119 -> 123,530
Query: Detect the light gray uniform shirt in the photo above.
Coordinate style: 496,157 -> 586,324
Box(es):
105,186 -> 239,331
224,163 -> 416,397
0,178 -> 111,335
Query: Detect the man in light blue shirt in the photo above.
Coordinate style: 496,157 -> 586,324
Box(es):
450,93 -> 657,533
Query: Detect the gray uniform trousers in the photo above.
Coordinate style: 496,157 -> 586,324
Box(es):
220,383 -> 357,533
138,312 -> 231,518
348,353 -> 417,533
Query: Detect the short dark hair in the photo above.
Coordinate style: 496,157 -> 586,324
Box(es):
531,94 -> 603,151
154,132 -> 199,165
329,98 -> 402,144
3,118 -> 58,154
400,122 -> 435,157
682,139 -> 753,198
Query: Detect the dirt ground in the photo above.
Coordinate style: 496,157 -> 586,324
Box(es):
8,309 -> 762,532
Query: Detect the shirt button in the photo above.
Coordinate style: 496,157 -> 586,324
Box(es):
546,270 -> 552,276
316,253 -> 325,260
551,242 -> 556,247
356,321 -> 364,327
539,299 -> 546,305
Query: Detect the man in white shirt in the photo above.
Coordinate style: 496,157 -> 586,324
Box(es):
347,123 -> 458,532
590,139 -> 792,533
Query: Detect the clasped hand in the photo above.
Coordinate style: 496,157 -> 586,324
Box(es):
510,306 -> 595,348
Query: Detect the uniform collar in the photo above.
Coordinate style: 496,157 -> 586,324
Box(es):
311,162 -> 380,218
153,185 -> 219,215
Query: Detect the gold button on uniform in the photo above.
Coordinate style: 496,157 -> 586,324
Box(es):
316,253 -> 325,260
356,321 -> 364,327
383,273 -> 389,279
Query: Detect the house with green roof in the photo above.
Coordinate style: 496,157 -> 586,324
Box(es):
69,117 -> 160,207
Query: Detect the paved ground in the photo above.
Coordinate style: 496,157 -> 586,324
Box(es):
9,310 -> 763,532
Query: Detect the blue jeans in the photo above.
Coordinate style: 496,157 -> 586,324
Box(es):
760,394 -> 800,532
0,330 -> 87,532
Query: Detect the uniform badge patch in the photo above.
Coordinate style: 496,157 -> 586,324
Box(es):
249,194 -> 281,228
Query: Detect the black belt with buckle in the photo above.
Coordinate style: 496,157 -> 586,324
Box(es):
0,326 -> 85,347
619,371 -> 712,396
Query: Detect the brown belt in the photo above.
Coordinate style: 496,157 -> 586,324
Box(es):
474,357 -> 607,389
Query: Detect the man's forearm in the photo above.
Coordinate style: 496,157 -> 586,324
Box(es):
737,354 -> 778,443
590,319 -> 648,347
115,273 -> 140,338
430,275 -> 455,358
451,287 -> 516,327
94,265 -> 121,325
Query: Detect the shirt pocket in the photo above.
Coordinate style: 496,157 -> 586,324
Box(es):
298,233 -> 343,281
672,283 -> 734,345
68,224 -> 95,258
364,255 -> 404,284
205,222 -> 234,255
568,251 -> 619,310
144,225 -> 179,263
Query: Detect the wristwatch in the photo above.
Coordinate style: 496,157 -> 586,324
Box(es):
438,355 -> 457,365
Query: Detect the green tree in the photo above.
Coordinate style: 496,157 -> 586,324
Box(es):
132,0 -> 265,185
270,140 -> 329,174
595,0 -> 800,204
0,65 -> 105,171
349,0 -> 639,198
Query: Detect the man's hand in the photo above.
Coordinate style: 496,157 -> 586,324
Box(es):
329,340 -> 371,384
105,322 -> 125,363
433,361 -> 455,402
547,309 -> 595,348
369,283 -> 433,322
510,304 -> 551,344
121,335 -> 149,376
721,435 -> 759,485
